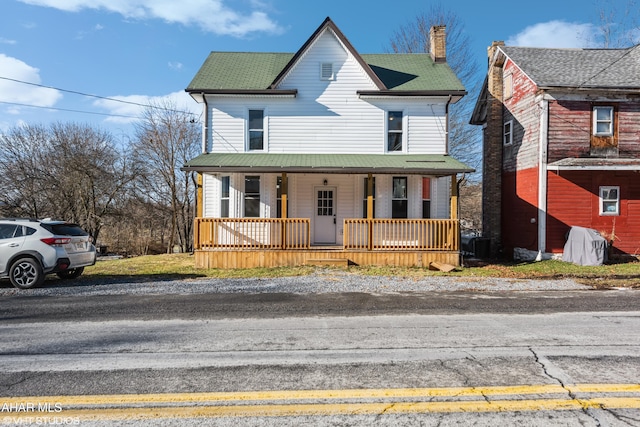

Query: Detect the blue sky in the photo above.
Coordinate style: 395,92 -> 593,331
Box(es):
0,0 -> 629,136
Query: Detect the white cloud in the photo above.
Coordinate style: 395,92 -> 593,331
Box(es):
168,61 -> 183,71
19,0 -> 283,37
507,21 -> 596,48
92,90 -> 200,124
0,38 -> 17,45
0,54 -> 62,113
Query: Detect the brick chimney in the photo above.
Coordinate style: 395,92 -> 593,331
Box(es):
429,26 -> 446,63
482,41 -> 505,258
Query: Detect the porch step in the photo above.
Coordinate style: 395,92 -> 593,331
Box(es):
306,258 -> 350,268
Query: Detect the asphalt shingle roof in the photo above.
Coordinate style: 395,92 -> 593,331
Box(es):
186,52 -> 464,92
500,44 -> 640,89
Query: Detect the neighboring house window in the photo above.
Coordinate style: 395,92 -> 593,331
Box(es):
503,120 -> 513,146
220,176 -> 230,218
422,177 -> 431,219
504,73 -> 513,100
593,106 -> 614,136
248,109 -> 264,150
600,186 -> 620,215
362,177 -> 375,218
320,63 -> 334,80
244,176 -> 260,217
392,177 -> 408,218
387,111 -> 403,152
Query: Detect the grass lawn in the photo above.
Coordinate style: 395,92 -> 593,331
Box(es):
85,253 -> 640,290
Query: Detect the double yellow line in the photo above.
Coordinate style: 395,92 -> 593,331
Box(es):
2,384 -> 640,420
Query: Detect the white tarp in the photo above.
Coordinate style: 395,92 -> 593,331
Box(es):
562,226 -> 608,266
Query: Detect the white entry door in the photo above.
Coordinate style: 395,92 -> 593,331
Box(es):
314,186 -> 336,244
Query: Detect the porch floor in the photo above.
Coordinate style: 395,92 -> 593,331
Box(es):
195,247 -> 460,269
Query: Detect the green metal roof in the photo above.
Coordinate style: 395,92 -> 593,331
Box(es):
181,153 -> 474,175
186,52 -> 464,93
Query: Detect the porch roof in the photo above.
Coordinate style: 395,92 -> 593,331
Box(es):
182,153 -> 474,175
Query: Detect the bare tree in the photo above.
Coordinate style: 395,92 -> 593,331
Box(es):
0,122 -> 134,242
132,100 -> 200,253
387,4 -> 482,179
594,0 -> 639,47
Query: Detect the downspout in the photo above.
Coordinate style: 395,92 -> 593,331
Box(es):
537,98 -> 549,261
202,93 -> 209,153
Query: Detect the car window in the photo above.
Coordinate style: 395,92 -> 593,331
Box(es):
41,223 -> 89,236
0,224 -> 19,239
25,226 -> 37,236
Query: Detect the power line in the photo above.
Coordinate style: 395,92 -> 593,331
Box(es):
0,100 -> 139,119
0,76 -> 196,115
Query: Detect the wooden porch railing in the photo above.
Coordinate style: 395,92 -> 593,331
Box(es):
343,218 -> 460,251
194,218 -> 310,250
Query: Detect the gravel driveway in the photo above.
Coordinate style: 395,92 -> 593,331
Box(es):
0,269 -> 593,297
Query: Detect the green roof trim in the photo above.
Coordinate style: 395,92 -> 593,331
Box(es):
186,52 -> 464,93
181,153 -> 474,175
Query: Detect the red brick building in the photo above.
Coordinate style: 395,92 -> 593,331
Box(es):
471,43 -> 640,260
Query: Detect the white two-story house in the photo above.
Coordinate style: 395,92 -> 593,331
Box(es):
183,17 -> 473,268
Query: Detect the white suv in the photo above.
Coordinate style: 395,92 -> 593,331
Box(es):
0,218 -> 96,289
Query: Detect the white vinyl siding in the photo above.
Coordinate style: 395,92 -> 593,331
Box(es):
204,30 -> 449,155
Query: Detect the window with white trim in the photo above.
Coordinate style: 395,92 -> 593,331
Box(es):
387,111 -> 403,152
244,176 -> 260,217
422,177 -> 431,219
248,109 -> 264,151
392,177 -> 408,218
503,120 -> 513,146
220,176 -> 230,218
593,106 -> 614,136
320,63 -> 334,80
600,186 -> 619,215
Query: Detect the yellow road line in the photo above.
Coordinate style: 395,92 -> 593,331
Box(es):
8,383 -> 638,406
3,398 -> 640,420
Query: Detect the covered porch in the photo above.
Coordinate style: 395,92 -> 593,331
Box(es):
184,153 -> 473,268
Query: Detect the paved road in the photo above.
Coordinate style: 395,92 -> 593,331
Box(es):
1,281 -> 639,426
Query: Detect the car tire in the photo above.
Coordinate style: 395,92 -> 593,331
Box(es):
56,267 -> 84,280
9,258 -> 45,289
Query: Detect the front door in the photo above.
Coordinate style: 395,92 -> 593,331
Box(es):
314,186 -> 336,244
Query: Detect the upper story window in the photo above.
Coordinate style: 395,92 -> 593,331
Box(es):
248,109 -> 264,151
593,106 -> 614,136
320,63 -> 334,80
244,176 -> 261,217
504,73 -> 513,100
600,186 -> 619,216
387,111 -> 403,152
392,177 -> 408,218
503,120 -> 513,146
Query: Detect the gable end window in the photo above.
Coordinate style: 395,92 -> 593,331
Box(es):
320,63 -> 334,80
504,73 -> 513,100
600,186 -> 619,216
503,120 -> 513,146
248,109 -> 264,151
387,111 -> 403,152
593,106 -> 614,136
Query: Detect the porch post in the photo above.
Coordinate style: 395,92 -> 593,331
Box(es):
450,175 -> 458,220
281,172 -> 288,219
281,172 -> 288,249
367,173 -> 374,250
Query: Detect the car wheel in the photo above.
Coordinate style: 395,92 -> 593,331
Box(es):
9,258 -> 45,289
56,267 -> 84,280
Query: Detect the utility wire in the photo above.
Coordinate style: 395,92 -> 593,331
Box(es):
0,101 -> 139,119
0,76 -> 196,115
